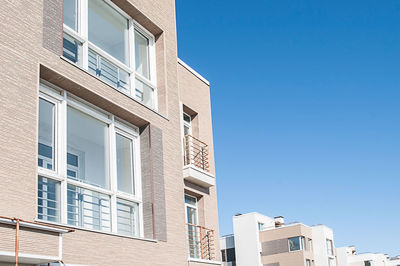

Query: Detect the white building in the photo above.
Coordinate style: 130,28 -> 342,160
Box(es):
222,212 -> 338,266
336,246 -> 399,266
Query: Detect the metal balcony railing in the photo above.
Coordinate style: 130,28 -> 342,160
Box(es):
187,223 -> 215,261
184,135 -> 209,172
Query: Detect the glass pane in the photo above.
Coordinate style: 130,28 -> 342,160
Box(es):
38,177 -> 60,222
135,78 -> 154,108
63,33 -> 82,65
187,223 -> 200,258
135,30 -> 150,79
116,133 -> 134,194
38,98 -> 55,171
117,199 -> 138,236
67,184 -> 111,232
183,113 -> 191,123
63,0 -> 77,31
185,195 -> 197,206
88,0 -> 129,65
288,237 -> 301,251
186,206 -> 197,225
67,106 -> 109,189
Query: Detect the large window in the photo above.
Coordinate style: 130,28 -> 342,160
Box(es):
37,82 -> 142,237
62,0 -> 157,109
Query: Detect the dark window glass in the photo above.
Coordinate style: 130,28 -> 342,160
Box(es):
226,248 -> 236,262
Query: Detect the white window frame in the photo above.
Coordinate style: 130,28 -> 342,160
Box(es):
184,194 -> 198,225
62,0 -> 158,110
326,238 -> 334,256
37,81 -> 143,238
288,236 -> 305,252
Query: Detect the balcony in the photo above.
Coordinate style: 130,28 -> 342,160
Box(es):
183,135 -> 215,188
187,223 -> 215,261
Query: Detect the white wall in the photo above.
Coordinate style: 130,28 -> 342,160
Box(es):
312,225 -> 336,266
232,212 -> 275,266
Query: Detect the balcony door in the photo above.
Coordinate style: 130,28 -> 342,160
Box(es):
185,194 -> 200,259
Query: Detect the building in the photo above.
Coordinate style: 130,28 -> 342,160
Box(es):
336,246 -> 400,266
388,256 -> 400,266
220,234 -> 236,266
0,0 -> 220,265
220,212 -> 338,266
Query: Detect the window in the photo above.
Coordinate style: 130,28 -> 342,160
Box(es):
364,261 -> 371,266
63,0 -> 78,31
38,98 -> 55,171
288,236 -> 305,252
326,239 -> 334,256
258,222 -> 264,231
88,0 -> 129,65
221,249 -> 226,262
38,177 -> 60,222
306,259 -> 311,266
185,194 -> 200,258
62,0 -> 157,109
67,106 -> 108,188
37,83 -> 142,237
328,258 -> 335,266
305,238 -> 312,251
116,133 -> 135,194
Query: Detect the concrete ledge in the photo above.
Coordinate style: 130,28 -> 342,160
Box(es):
183,165 -> 215,188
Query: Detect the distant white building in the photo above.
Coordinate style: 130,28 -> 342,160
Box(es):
336,246 -> 399,266
220,212 -> 338,266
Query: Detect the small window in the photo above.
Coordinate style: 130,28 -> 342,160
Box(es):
38,177 -> 60,222
116,133 -> 135,194
135,30 -> 150,79
288,236 -> 304,252
38,98 -> 55,171
364,261 -> 371,266
258,222 -> 264,231
63,0 -> 78,31
306,259 -> 311,266
326,239 -> 334,256
221,249 -> 226,262
117,198 -> 139,237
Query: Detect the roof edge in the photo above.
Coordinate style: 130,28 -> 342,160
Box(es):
178,58 -> 210,86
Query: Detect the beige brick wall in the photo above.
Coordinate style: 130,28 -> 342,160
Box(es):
0,224 -> 59,257
178,62 -> 221,262
0,0 -> 220,265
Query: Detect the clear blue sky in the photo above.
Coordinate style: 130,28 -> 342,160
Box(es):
175,0 -> 400,257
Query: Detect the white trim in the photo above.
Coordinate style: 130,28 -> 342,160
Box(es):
178,58 -> 210,86
0,251 -> 60,264
187,258 -> 222,265
0,217 -> 68,233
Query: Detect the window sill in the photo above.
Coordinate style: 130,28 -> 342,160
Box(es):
188,258 -> 222,265
35,219 -> 157,243
59,56 -> 169,122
